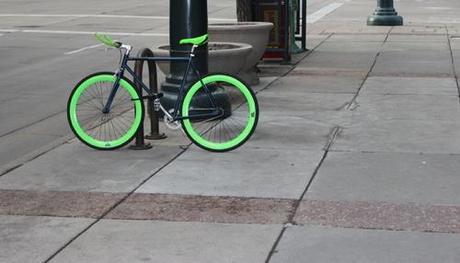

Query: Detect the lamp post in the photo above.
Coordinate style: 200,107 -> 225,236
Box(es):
367,0 -> 403,26
161,0 -> 209,110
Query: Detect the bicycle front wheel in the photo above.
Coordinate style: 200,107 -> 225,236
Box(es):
67,72 -> 144,150
181,74 -> 259,152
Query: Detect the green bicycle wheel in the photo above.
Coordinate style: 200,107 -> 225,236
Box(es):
67,72 -> 144,150
181,74 -> 259,152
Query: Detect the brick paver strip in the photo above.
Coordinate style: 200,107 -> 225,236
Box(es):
295,200 -> 460,234
0,190 -> 125,218
1,190 -> 459,233
106,193 -> 296,224
0,190 -> 295,224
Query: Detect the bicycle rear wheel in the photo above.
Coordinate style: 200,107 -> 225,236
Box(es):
67,72 -> 144,150
181,74 -> 258,152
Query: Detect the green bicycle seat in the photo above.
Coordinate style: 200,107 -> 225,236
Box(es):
179,34 -> 208,46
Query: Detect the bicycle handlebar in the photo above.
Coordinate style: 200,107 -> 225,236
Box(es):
95,33 -> 122,48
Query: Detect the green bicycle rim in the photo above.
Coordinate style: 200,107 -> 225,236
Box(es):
68,74 -> 143,149
182,74 -> 257,151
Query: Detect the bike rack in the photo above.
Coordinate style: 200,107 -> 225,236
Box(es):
129,48 -> 167,150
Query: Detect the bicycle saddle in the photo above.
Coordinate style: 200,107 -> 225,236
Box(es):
179,34 -> 208,46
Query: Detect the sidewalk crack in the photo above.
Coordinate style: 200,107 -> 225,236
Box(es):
345,27 -> 394,110
265,125 -> 340,263
42,148 -> 188,263
445,25 -> 460,102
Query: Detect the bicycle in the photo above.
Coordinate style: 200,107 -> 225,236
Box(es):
67,33 -> 259,152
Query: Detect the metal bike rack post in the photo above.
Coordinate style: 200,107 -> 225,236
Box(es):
129,48 -> 167,150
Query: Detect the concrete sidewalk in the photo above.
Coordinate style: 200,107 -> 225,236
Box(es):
2,3 -> 460,263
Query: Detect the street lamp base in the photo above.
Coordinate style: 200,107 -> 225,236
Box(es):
367,15 -> 403,26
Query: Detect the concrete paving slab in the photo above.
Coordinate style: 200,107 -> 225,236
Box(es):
314,21 -> 391,35
448,41 -> 460,80
291,66 -> 368,78
372,51 -> 453,78
265,74 -> 363,94
388,34 -> 448,42
245,112 -> 337,151
258,64 -> 293,77
297,51 -> 378,72
270,225 -> 460,263
143,120 -> 192,149
3,111 -> 69,137
137,147 -> 323,199
0,141 -> 182,192
384,40 -> 450,51
332,119 -> 460,154
390,25 -> 447,35
353,94 -> 460,121
0,94 -> 65,136
0,133 -> 60,167
258,91 -> 354,113
252,76 -> 278,93
373,40 -> 453,78
308,46 -> 382,72
450,38 -> 460,50
0,215 -> 93,263
297,34 -> 331,50
360,76 -> 458,95
328,33 -> 387,42
304,151 -> 460,205
316,41 -> 384,53
49,220 -> 281,263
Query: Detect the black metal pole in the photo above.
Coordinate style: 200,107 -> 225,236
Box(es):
367,0 -> 403,26
129,50 -> 155,150
161,0 -> 209,110
135,48 -> 167,141
301,0 -> 307,50
284,0 -> 291,62
296,0 -> 300,34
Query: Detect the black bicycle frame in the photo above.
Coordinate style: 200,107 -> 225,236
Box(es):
103,50 -> 219,121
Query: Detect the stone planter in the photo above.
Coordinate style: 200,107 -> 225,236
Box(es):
208,22 -> 273,85
152,42 -> 252,77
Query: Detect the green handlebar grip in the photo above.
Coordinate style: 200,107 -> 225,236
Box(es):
95,33 -> 120,48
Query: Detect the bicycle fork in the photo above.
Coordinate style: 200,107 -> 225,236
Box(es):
102,45 -> 132,114
102,72 -> 122,114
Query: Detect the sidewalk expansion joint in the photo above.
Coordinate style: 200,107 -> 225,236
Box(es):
266,125 -> 338,263
257,33 -> 334,94
0,109 -> 64,139
445,25 -> 460,101
41,148 -> 188,263
346,27 -> 393,111
0,134 -> 74,177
